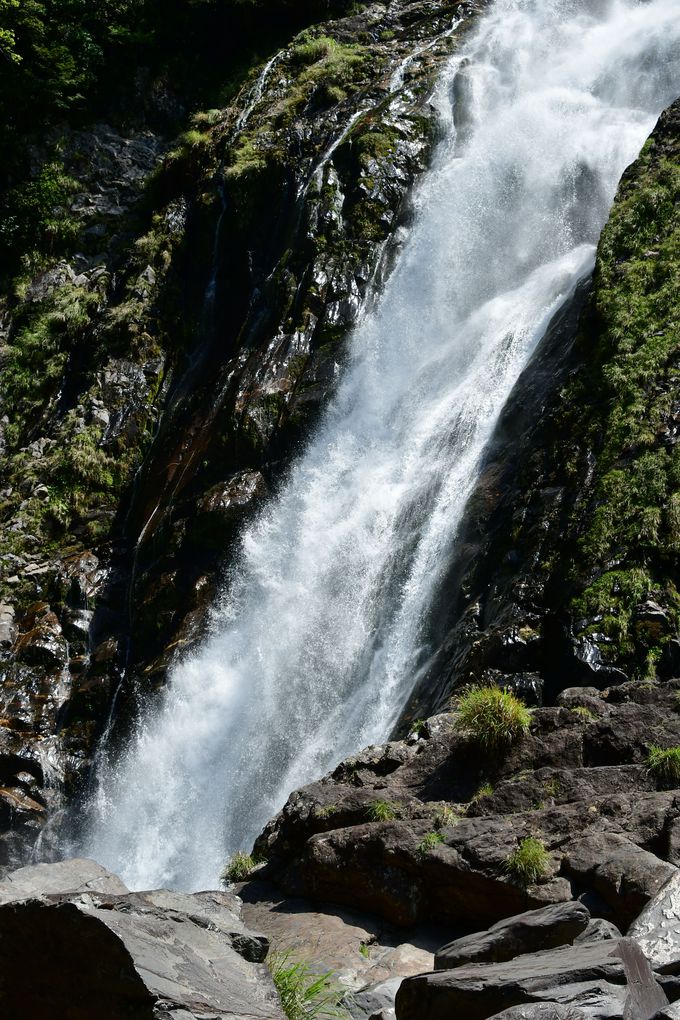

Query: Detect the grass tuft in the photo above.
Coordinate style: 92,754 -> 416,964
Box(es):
647,745 -> 680,784
458,685 -> 532,751
418,831 -> 444,855
505,837 -> 551,886
268,951 -> 348,1019
221,850 -> 258,883
365,799 -> 398,822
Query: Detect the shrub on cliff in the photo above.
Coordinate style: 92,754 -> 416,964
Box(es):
505,837 -> 551,886
457,685 -> 531,751
647,745 -> 680,785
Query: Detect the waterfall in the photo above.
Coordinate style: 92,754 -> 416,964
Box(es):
80,0 -> 680,891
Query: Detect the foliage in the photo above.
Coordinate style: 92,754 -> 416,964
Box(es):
647,745 -> 680,785
433,804 -> 459,829
565,126 -> 680,674
221,850 -> 258,883
505,837 -> 551,886
418,831 -> 444,855
457,685 -> 532,751
570,706 -> 597,722
268,951 -> 348,1020
365,799 -> 398,822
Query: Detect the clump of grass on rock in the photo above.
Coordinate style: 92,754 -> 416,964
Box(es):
268,951 -> 348,1020
365,799 -> 398,822
221,850 -> 257,883
458,685 -> 532,751
647,745 -> 680,785
505,837 -> 551,886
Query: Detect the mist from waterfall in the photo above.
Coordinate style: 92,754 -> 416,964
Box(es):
80,0 -> 680,890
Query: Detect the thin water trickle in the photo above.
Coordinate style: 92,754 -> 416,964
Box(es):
79,0 -> 680,890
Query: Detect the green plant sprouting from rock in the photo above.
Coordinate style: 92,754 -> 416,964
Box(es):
418,831 -> 444,855
365,799 -> 399,822
268,951 -> 348,1020
221,850 -> 258,883
647,745 -> 680,785
458,685 -> 532,751
505,837 -> 551,886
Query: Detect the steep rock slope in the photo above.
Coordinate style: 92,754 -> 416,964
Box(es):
0,0 -> 482,866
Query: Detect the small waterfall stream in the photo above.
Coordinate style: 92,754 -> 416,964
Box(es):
81,0 -> 680,891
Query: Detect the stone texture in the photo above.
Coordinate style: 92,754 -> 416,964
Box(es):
575,920 -> 622,945
435,902 -> 590,969
395,942 -> 629,1020
629,871 -> 680,973
0,859 -> 282,1019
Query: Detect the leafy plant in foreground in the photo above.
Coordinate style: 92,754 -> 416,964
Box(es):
268,951 -> 348,1019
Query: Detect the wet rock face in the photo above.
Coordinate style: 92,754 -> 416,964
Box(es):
0,0 -> 483,865
0,858 -> 282,1020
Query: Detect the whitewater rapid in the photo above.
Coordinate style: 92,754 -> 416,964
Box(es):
81,0 -> 680,890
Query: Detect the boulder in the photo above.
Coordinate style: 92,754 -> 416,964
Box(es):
395,941 -> 628,1020
435,902 -> 590,969
615,937 -> 668,1019
0,858 -> 283,1019
347,977 -> 402,1020
563,834 -> 676,928
0,857 -> 127,903
629,871 -> 680,973
574,920 -> 622,945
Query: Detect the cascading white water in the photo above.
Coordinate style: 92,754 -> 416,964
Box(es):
81,0 -> 680,890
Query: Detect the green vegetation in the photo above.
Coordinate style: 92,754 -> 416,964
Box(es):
646,745 -> 680,785
570,706 -> 597,722
418,831 -> 444,855
505,837 -> 551,886
457,685 -> 532,751
365,799 -> 398,822
268,951 -> 348,1020
473,781 -> 494,801
433,804 -> 460,829
221,850 -> 259,883
566,123 -> 680,675
358,942 -> 370,959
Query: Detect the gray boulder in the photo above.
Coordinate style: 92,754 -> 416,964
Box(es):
0,858 -> 283,1019
629,871 -> 680,974
435,902 -> 590,969
575,920 -> 622,945
395,940 -> 629,1020
346,978 -> 402,1019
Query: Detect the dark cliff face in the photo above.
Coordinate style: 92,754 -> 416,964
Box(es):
0,0 -> 482,866
401,96 -> 680,723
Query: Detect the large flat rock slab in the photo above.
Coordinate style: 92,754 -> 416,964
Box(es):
0,858 -> 284,1019
238,878 -> 443,992
435,902 -> 590,969
0,856 -> 129,902
395,941 -> 629,1020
